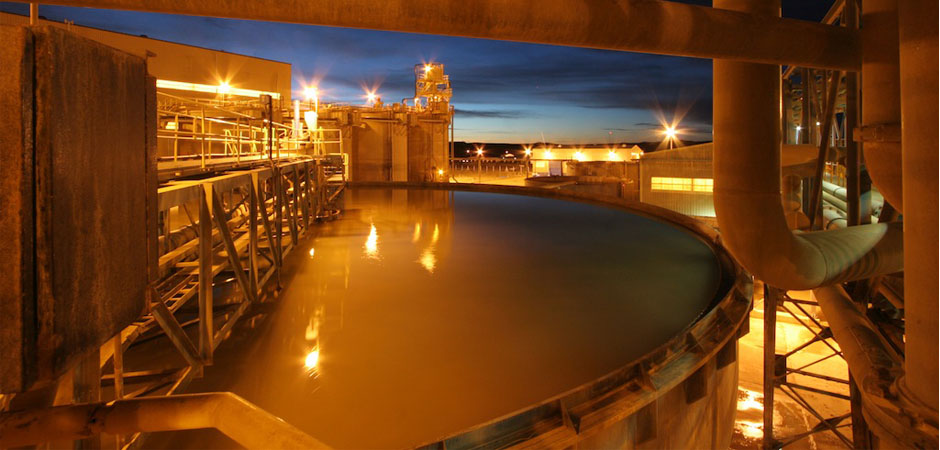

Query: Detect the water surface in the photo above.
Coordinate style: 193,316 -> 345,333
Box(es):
170,187 -> 720,449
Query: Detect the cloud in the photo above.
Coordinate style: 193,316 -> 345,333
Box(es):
7,3 -> 721,141
455,108 -> 525,119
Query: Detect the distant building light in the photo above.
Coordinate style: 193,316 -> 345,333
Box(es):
164,121 -> 177,130
156,79 -> 281,99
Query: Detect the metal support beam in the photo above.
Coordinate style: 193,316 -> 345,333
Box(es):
211,189 -> 257,304
150,299 -> 202,370
197,185 -> 214,363
0,393 -> 329,449
248,175 -> 260,296
808,70 -> 842,229
111,336 -> 124,400
762,284 -> 778,450
11,0 -> 859,70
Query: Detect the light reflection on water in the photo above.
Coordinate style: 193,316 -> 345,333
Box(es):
177,187 -> 721,450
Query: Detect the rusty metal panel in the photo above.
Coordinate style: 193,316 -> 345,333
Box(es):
0,25 -> 36,393
0,26 -> 153,393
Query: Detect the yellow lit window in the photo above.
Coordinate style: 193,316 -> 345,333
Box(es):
650,177 -> 714,193
651,177 -> 692,191
692,178 -> 713,192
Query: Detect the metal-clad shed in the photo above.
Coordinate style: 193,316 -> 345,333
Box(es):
639,143 -> 715,218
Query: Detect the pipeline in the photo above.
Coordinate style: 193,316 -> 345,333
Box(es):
0,392 -> 330,449
813,286 -> 937,447
712,0 -> 903,291
13,0 -> 857,70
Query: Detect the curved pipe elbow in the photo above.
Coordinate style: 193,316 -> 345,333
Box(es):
714,191 -> 903,290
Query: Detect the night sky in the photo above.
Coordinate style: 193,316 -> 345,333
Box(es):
1,1 -> 832,144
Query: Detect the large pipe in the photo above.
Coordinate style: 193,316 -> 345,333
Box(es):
11,0 -> 858,70
0,392 -> 330,449
712,0 -> 903,290
897,0 -> 938,417
860,0 -> 903,212
814,285 -> 937,447
813,285 -> 899,400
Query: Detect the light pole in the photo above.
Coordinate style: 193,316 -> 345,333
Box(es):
304,86 -> 320,153
476,146 -> 484,183
523,146 -> 532,177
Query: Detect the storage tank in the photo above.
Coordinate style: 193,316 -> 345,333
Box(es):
157,184 -> 750,449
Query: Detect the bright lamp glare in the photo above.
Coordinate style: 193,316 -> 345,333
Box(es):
304,86 -> 318,101
304,349 -> 319,369
664,126 -> 677,138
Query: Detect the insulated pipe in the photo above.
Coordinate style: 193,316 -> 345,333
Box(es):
11,0 -> 858,70
0,393 -> 330,449
822,180 -> 847,201
814,285 -> 936,447
713,0 -> 903,290
813,285 -> 899,398
860,0 -> 903,212
897,0 -> 939,416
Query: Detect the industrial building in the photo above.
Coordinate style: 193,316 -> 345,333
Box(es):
0,1 -> 936,449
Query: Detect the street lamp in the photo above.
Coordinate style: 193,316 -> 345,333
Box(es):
663,126 -> 677,149
304,86 -> 319,111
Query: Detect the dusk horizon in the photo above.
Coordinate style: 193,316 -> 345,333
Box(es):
0,1 -> 830,144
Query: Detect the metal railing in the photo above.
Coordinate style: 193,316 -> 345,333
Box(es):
157,93 -> 343,178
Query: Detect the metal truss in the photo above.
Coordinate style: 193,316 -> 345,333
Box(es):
106,157 -> 343,448
762,285 -> 855,449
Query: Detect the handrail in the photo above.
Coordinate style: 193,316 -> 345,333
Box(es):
0,392 -> 330,449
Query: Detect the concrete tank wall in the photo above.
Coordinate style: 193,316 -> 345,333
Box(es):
319,108 -> 451,182
0,25 -> 155,393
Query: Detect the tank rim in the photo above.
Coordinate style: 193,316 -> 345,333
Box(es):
347,181 -> 752,450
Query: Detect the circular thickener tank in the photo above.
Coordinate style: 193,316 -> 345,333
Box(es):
161,185 -> 750,449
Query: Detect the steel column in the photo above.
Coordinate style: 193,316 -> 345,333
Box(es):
860,0 -> 903,212
198,184 -> 213,363
898,0 -> 939,417
249,175 -> 260,296
762,284 -> 778,449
